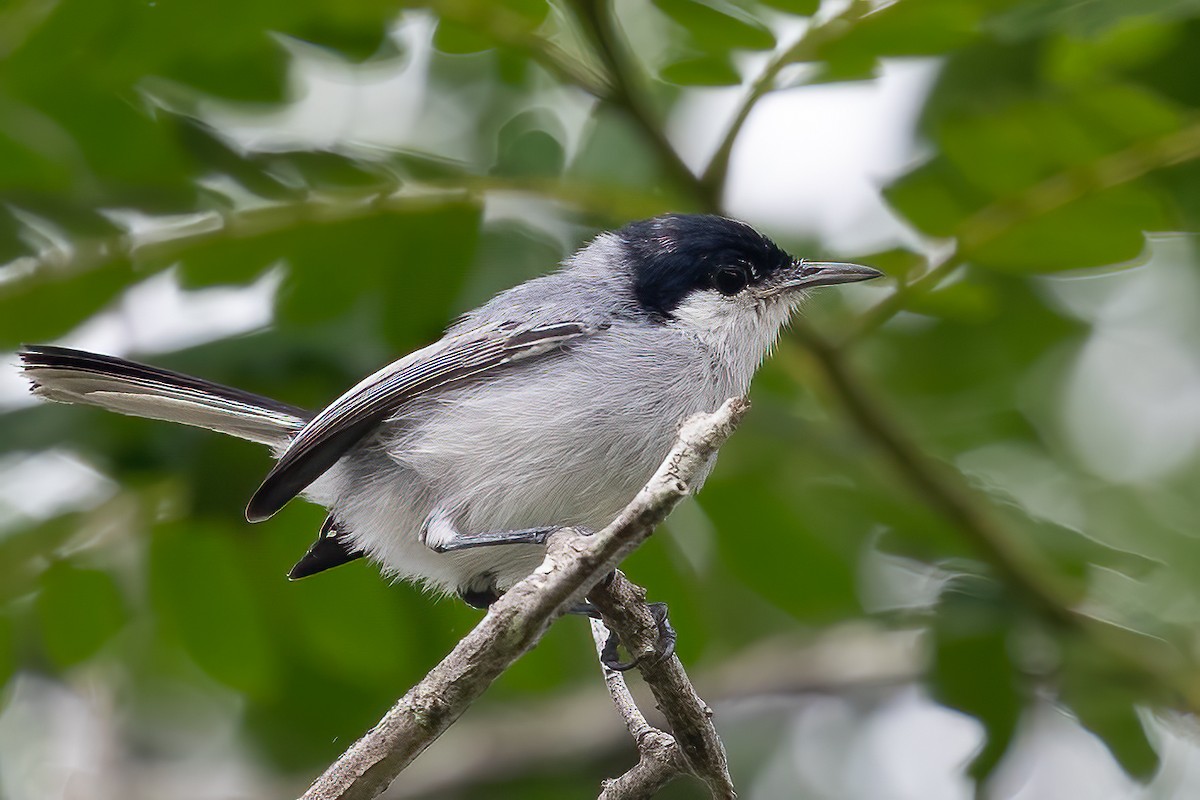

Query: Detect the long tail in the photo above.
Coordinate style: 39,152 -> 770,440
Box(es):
18,345 -> 311,449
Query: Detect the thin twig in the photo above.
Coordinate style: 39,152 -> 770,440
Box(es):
3,175 -> 671,279
570,0 -> 716,210
301,398 -> 749,800
590,618 -> 687,799
590,618 -> 660,742
427,0 -> 610,96
590,572 -> 737,799
597,746 -> 684,800
837,249 -> 963,347
842,117 -> 1200,344
699,0 -> 871,196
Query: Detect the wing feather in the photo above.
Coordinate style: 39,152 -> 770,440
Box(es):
245,320 -> 600,521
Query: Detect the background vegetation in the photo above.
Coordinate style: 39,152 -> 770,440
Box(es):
1,0 -> 1199,797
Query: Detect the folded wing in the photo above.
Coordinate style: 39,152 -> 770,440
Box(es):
245,320 -> 602,521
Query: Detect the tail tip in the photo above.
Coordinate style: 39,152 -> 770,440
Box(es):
16,346 -> 49,393
244,493 -> 276,524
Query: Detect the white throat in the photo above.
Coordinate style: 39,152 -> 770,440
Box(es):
669,291 -> 798,394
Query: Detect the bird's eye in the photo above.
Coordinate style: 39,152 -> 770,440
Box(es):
712,265 -> 749,296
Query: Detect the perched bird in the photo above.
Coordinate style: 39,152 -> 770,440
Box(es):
20,214 -> 880,614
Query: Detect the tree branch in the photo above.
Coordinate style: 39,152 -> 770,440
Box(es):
780,328 -> 1200,713
382,624 -> 922,798
598,746 -> 684,800
782,328 -> 1078,622
300,398 -> 750,800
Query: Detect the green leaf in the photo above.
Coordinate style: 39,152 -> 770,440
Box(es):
1124,16 -> 1200,108
0,205 -> 28,265
150,521 -> 277,697
1075,700 -> 1160,781
494,113 -> 566,177
3,0 -> 399,103
885,158 -> 989,238
0,612 -> 16,689
278,151 -> 397,193
570,108 -> 672,192
1159,160 -> 1200,229
1068,82 -> 1184,142
36,562 -> 127,668
0,516 -> 78,603
6,198 -> 125,255
853,247 -> 926,281
756,0 -> 819,15
934,91 -> 1181,201
700,431 -> 863,621
164,45 -> 291,104
868,273 -> 1083,428
0,121 -> 74,194
291,20 -> 398,63
1060,640 -> 1162,781
931,578 -> 1023,782
0,260 -> 139,349
652,0 -> 776,52
171,116 -> 302,204
282,560 -> 415,687
935,106 -> 1098,198
906,279 -> 999,323
432,19 -> 494,54
274,203 -> 482,347
811,0 -> 982,71
990,0 -> 1200,40
496,0 -> 551,27
969,186 -> 1165,272
6,89 -> 195,196
660,55 -> 742,86
887,154 -> 1169,273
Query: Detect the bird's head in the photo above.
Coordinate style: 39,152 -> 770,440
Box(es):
619,214 -> 881,319
614,214 -> 881,384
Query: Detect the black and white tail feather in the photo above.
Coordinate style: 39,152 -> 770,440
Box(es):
19,345 -> 311,450
17,345 -> 366,578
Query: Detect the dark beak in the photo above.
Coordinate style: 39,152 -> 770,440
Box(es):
774,261 -> 884,293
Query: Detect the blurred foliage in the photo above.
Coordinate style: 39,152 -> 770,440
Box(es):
1,0 -> 1200,797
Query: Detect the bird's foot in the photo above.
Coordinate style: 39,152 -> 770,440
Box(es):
598,602 -> 676,672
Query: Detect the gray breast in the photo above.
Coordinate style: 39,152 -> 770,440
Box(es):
390,320 -> 732,534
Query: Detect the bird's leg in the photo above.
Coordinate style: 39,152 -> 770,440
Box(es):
430,527 -> 558,552
432,513 -> 673,668
420,507 -> 558,553
569,601 -> 601,618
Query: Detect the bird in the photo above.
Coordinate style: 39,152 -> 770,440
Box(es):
20,214 -> 880,615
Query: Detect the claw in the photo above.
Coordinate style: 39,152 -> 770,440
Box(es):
647,602 -> 677,662
599,602 -> 676,672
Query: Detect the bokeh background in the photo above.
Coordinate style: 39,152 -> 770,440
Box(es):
2,0 -> 1200,797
